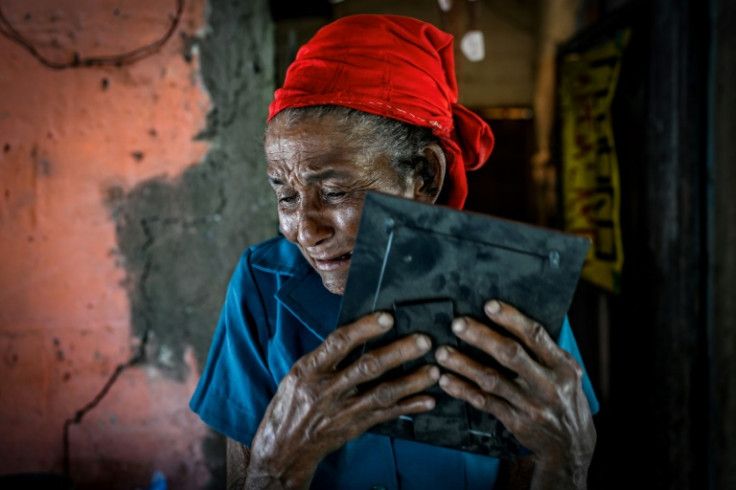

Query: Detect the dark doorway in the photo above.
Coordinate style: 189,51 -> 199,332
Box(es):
464,110 -> 535,224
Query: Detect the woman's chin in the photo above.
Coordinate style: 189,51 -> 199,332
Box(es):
319,272 -> 348,296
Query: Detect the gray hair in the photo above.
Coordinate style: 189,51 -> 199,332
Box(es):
268,105 -> 442,196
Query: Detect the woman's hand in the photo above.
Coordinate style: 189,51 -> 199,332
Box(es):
247,311 -> 440,489
435,300 -> 596,490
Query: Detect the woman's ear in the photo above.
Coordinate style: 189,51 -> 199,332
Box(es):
412,142 -> 446,203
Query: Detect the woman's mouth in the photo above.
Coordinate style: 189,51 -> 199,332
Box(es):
313,252 -> 353,271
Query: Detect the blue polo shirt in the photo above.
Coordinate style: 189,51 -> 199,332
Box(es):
190,236 -> 599,489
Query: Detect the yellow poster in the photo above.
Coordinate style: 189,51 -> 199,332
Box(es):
559,30 -> 630,293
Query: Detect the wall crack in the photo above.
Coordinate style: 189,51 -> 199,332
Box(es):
61,217 -> 157,478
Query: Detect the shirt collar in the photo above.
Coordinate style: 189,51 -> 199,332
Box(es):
250,236 -> 342,341
275,261 -> 342,341
250,236 -> 305,276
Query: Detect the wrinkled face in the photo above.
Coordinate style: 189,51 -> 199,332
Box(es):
265,115 -> 416,295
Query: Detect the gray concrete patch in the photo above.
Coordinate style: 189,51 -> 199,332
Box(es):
109,0 -> 276,486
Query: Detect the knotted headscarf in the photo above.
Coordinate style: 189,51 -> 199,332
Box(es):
268,14 -> 494,210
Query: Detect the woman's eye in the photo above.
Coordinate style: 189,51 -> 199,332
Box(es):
324,190 -> 346,200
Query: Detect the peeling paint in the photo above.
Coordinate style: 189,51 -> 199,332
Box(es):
107,0 -> 277,485
0,0 -> 276,485
0,0 -> 221,487
111,0 -> 277,377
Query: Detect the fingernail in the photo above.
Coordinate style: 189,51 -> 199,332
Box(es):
435,347 -> 448,362
416,335 -> 431,349
452,318 -> 467,333
485,300 -> 501,315
428,366 -> 440,380
439,374 -> 450,387
377,312 -> 393,328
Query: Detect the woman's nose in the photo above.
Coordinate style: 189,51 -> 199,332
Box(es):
296,205 -> 333,248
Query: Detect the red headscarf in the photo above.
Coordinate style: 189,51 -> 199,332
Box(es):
268,14 -> 494,210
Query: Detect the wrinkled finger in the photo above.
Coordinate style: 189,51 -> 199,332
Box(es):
438,373 -> 515,423
483,300 -> 562,367
349,393 -> 438,435
335,333 -> 433,389
434,346 -> 525,405
348,365 -> 440,413
311,389 -> 437,448
302,312 -> 395,372
450,316 -> 547,383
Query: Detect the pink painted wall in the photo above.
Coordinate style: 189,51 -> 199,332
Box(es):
0,1 -> 214,487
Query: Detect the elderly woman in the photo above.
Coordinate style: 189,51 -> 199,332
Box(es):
190,14 -> 598,490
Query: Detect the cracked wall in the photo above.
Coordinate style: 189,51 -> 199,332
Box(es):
0,0 -> 275,488
113,0 -> 277,380
111,0 -> 278,483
